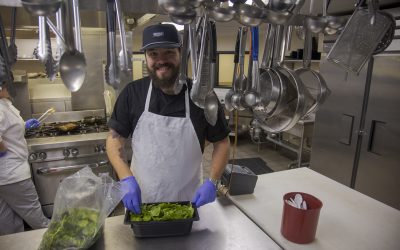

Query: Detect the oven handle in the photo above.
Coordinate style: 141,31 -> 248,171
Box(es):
36,160 -> 109,175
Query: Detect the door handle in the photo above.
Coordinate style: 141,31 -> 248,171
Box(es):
37,160 -> 109,175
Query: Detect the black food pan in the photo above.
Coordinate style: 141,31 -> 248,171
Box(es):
123,201 -> 199,238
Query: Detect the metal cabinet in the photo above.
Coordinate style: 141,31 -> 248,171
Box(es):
310,53 -> 400,210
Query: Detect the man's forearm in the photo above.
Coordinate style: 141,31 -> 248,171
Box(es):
209,137 -> 230,180
106,129 -> 133,180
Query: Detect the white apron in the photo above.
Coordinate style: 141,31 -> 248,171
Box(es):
131,82 -> 203,203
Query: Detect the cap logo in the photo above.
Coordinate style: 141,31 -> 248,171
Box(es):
153,32 -> 164,37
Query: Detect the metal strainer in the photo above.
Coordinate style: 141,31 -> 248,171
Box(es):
326,0 -> 394,74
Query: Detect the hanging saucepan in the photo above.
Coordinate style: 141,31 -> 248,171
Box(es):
295,18 -> 330,116
255,25 -> 311,133
252,24 -> 283,119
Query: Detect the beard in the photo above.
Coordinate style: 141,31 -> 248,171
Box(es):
147,63 -> 180,89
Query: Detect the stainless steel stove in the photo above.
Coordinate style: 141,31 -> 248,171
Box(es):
26,112 -> 115,217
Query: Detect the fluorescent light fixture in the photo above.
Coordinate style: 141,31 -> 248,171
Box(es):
162,22 -> 184,31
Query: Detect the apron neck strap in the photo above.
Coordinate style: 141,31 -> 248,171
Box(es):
145,81 -> 190,118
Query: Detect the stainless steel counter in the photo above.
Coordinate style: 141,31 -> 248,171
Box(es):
0,197 -> 282,250
228,168 -> 400,250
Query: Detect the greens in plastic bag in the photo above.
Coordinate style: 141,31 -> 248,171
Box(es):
38,167 -> 126,250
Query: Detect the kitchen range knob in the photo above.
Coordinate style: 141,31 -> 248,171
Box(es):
71,148 -> 79,157
38,152 -> 47,160
29,153 -> 38,161
100,145 -> 106,153
63,148 -> 70,157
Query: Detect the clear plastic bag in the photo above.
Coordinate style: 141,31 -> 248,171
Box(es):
38,167 -> 126,250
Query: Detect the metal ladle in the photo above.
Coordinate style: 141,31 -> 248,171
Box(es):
208,0 -> 236,22
304,0 -> 327,34
59,0 -> 86,92
204,21 -> 219,126
243,26 -> 260,108
159,0 -> 192,15
224,29 -> 240,112
169,8 -> 197,25
21,0 -> 61,16
231,26 -> 248,111
265,0 -> 305,25
236,3 -> 264,27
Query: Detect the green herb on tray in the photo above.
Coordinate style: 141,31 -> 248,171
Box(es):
39,208 -> 100,250
130,203 -> 194,222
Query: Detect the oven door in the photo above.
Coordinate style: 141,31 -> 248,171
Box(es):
31,155 -> 115,217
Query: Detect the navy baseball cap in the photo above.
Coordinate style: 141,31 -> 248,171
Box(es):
141,23 -> 181,51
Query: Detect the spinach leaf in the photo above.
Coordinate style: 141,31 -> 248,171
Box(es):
130,203 -> 194,222
39,208 -> 100,250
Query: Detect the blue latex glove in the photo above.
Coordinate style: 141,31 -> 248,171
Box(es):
0,151 -> 7,157
25,119 -> 40,129
121,176 -> 142,214
192,179 -> 217,208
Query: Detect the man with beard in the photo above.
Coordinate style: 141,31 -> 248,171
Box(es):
106,23 -> 230,214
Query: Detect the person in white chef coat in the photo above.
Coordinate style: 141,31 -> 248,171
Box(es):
0,83 -> 50,235
106,23 -> 230,214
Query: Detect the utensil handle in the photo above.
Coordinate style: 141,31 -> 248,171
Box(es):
272,25 -> 286,66
188,21 -> 198,78
303,27 -> 312,69
64,0 -> 76,51
72,0 -> 82,52
180,24 -> 189,76
46,18 -> 66,48
210,21 -> 217,88
37,16 -> 48,62
196,14 -> 208,83
10,8 -> 16,45
238,27 -> 248,91
115,0 -> 130,71
260,24 -> 271,69
251,26 -> 259,61
233,29 -> 240,64
37,107 -> 55,122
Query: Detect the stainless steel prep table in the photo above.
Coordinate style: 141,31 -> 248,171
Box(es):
228,168 -> 400,250
0,197 -> 281,250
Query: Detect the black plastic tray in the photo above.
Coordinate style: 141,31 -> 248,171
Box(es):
123,201 -> 199,238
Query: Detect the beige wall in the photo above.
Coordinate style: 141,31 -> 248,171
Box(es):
129,18 -> 316,88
